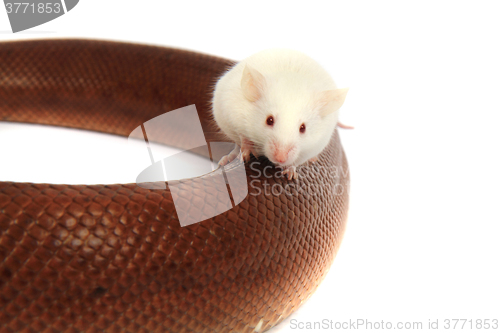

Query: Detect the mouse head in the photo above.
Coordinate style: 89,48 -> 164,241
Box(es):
241,64 -> 349,166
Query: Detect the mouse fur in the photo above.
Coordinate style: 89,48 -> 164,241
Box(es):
212,48 -> 349,180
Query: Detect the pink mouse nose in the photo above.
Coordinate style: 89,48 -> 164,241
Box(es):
274,148 -> 291,164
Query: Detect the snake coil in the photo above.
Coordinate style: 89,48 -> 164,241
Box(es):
0,39 -> 349,333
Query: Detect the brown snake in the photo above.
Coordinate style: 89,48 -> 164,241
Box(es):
0,39 -> 349,333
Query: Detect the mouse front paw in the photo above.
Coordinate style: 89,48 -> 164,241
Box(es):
218,146 -> 240,166
281,166 -> 298,180
219,154 -> 234,166
239,148 -> 253,163
239,137 -> 258,163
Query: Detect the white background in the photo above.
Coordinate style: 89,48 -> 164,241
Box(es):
1,1 -> 500,332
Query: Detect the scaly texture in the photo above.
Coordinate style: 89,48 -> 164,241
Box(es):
0,39 -> 349,333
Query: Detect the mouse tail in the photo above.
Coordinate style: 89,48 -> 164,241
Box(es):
337,121 -> 354,130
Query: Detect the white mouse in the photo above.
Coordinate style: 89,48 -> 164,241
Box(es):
212,48 -> 350,180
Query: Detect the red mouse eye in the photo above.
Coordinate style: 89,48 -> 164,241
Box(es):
266,116 -> 274,126
300,123 -> 306,133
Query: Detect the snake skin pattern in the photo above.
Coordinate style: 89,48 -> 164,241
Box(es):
0,39 -> 349,333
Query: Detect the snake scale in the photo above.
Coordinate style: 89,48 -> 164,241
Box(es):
0,39 -> 349,333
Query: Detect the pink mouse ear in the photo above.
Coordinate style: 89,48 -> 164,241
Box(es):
241,65 -> 266,102
317,88 -> 349,116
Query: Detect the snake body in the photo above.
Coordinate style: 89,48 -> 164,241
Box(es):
0,39 -> 349,333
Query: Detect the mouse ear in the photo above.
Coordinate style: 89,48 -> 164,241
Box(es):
241,65 -> 266,102
317,88 -> 349,116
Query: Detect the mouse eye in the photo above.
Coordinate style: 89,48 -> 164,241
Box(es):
300,123 -> 306,133
266,116 -> 274,126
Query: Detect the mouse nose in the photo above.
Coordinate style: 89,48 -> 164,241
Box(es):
274,146 -> 292,164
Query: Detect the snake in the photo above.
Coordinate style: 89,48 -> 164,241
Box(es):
0,39 -> 349,333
